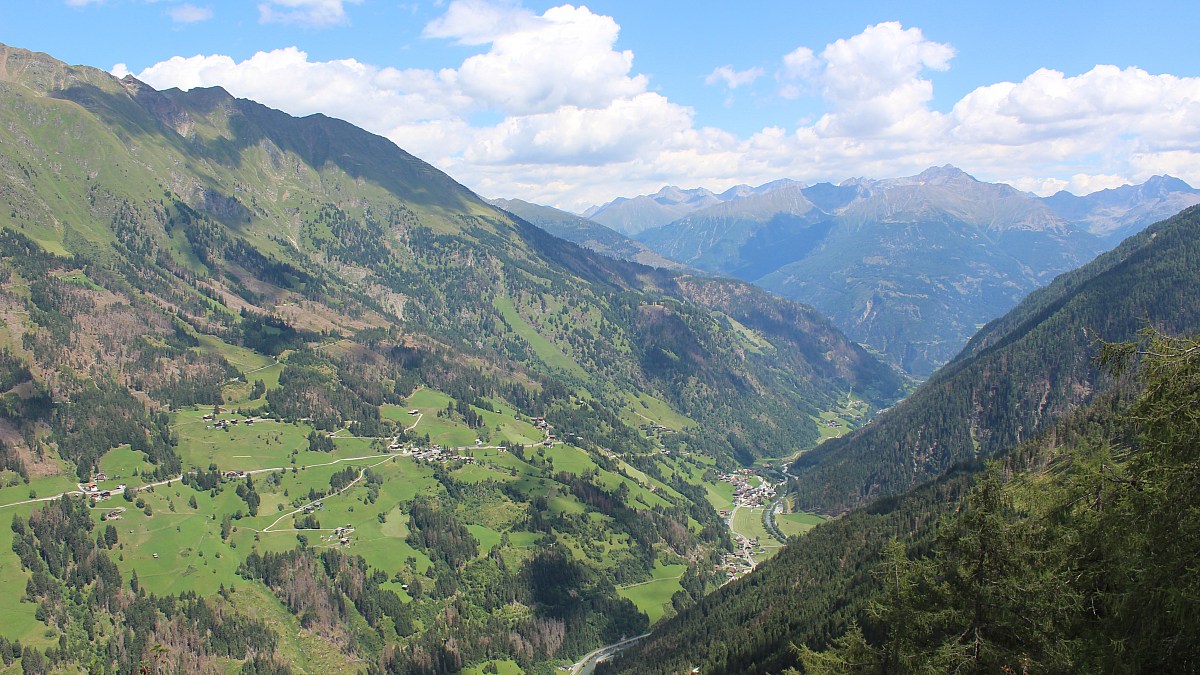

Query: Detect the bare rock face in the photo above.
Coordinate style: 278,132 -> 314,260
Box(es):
120,74 -> 194,138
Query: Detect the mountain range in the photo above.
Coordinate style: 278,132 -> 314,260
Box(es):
579,167 -> 1200,376
487,197 -> 687,270
0,42 -> 907,673
607,198 -> 1200,675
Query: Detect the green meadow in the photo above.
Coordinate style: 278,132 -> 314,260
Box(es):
618,563 -> 687,624
0,378 -> 785,648
776,511 -> 826,537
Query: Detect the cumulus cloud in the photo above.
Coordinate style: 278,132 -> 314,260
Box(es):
450,4 -> 647,115
124,9 -> 1200,210
810,22 -> 954,138
422,0 -> 536,45
258,0 -> 360,27
781,46 -> 817,80
168,3 -> 213,23
465,93 -> 695,165
706,65 -> 764,90
133,47 -> 467,135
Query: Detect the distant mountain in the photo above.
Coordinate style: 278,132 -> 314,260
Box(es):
609,203 -> 1200,675
581,186 -> 719,236
624,166 -> 1197,376
487,197 -> 688,270
583,182 -> 804,237
791,203 -> 1200,513
757,166 -> 1103,376
637,180 -> 828,280
1042,174 -> 1200,244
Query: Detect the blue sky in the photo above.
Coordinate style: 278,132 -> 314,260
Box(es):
4,1 -> 1200,210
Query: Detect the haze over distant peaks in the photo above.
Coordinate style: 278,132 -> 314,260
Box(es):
578,166 -> 1200,376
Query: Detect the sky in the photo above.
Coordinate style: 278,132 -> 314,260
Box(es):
3,0 -> 1200,212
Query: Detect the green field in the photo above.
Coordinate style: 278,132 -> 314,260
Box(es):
173,408 -> 389,472
461,660 -> 523,675
618,563 -> 686,624
0,377 -> 755,671
97,445 -> 154,480
731,506 -> 786,561
622,392 -> 696,432
0,473 -> 79,508
401,389 -> 481,447
704,480 -> 736,512
777,511 -> 826,537
0,504 -> 54,648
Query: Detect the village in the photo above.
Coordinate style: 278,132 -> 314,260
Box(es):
712,469 -> 779,582
719,469 -> 778,509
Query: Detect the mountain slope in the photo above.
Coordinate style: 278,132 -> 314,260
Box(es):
584,186 -> 724,236
790,203 -> 1200,513
0,43 -> 907,673
624,166 -> 1196,377
488,197 -> 687,270
0,42 -> 903,461
607,206 -> 1200,675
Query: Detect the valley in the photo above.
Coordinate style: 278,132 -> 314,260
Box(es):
0,29 -> 1196,675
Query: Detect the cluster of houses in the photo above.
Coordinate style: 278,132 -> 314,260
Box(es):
715,543 -> 756,582
302,501 -> 324,515
202,412 -> 258,429
531,417 -> 560,447
222,470 -> 248,479
82,484 -> 127,502
325,525 -> 355,547
720,470 -> 777,508
81,474 -> 128,503
410,445 -> 477,465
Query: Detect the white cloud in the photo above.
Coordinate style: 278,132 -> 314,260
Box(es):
168,3 -> 213,23
706,65 -> 764,90
451,4 -> 647,115
126,11 -> 1200,210
464,93 -> 695,165
780,46 -> 816,80
422,0 -> 535,45
65,0 -> 103,6
811,22 -> 954,138
258,0 -> 360,27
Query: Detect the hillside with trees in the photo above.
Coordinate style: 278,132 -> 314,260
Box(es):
605,208 -> 1200,674
0,42 -> 908,673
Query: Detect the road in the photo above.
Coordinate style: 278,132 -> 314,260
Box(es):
727,504 -> 758,569
259,454 -> 398,533
570,633 -> 650,675
0,473 -> 184,511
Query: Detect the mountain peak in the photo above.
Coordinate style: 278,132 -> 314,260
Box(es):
914,164 -> 976,184
651,185 -> 718,206
1142,174 -> 1196,195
